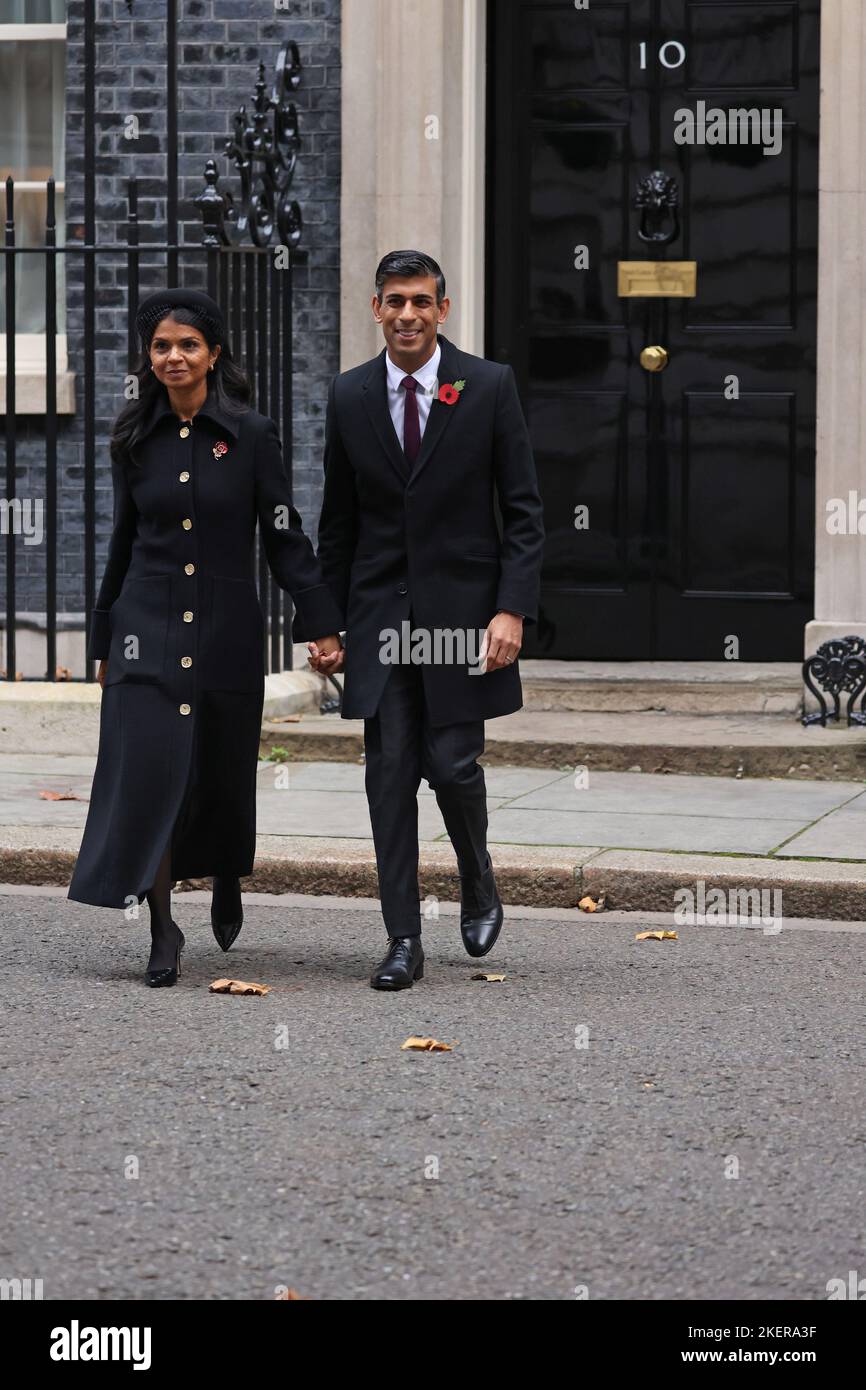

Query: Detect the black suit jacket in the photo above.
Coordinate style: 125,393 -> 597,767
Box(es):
317,332 -> 545,726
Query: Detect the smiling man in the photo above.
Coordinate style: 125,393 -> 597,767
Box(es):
308,249 -> 545,989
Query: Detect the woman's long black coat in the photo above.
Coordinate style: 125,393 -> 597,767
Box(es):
67,381 -> 344,910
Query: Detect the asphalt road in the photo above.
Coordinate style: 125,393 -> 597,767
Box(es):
2,888 -> 865,1301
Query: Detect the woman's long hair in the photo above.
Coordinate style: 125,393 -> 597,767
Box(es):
111,306 -> 251,470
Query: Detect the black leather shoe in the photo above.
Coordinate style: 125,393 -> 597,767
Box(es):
460,856 -> 503,958
145,922 -> 184,988
211,875 -> 243,952
370,936 -> 424,990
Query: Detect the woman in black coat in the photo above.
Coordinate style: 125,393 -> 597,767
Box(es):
67,288 -> 344,985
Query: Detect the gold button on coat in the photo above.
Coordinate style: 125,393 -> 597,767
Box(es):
179,426 -> 190,438
181,656 -> 192,668
179,703 -> 191,715
183,610 -> 194,622
184,563 -> 195,575
182,517 -> 192,530
179,470 -> 190,482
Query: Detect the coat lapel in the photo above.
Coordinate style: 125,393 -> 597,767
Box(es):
361,349 -> 412,485
408,333 -> 463,486
360,332 -> 465,488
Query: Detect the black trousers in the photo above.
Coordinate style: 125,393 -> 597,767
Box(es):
363,659 -> 491,937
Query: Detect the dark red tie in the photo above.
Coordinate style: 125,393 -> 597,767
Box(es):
401,375 -> 421,467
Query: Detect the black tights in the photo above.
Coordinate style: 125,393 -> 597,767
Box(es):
146,835 -> 175,935
145,836 -> 179,971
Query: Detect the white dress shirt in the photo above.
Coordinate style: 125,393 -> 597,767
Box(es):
385,340 -> 441,449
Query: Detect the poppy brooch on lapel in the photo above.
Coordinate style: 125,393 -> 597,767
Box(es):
212,440 -> 229,460
438,378 -> 466,406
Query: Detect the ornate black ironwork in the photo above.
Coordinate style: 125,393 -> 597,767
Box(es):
195,40 -> 304,250
633,170 -> 680,245
802,636 -> 866,726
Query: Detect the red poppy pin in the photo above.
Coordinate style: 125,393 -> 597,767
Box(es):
438,378 -> 466,406
212,440 -> 229,460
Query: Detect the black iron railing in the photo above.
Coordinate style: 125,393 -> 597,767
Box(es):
1,14 -> 306,682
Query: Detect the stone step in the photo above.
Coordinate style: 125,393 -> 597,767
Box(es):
261,707 -> 866,781
518,660 -> 804,714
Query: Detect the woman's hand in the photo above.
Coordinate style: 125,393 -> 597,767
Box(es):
307,634 -> 344,674
97,659 -> 107,689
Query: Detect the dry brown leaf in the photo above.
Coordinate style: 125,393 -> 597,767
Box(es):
39,789 -> 83,801
401,1036 -> 454,1052
275,1288 -> 309,1300
0,670 -> 23,680
470,972 -> 506,982
55,666 -> 72,681
578,894 -> 606,913
634,930 -> 678,942
269,714 -> 302,723
209,977 -> 271,996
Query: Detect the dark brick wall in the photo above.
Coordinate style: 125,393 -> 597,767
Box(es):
4,0 -> 340,651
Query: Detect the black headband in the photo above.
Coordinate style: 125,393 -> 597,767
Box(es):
135,288 -> 225,346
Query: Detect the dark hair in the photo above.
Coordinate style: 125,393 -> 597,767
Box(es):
374,249 -> 446,305
111,306 -> 251,469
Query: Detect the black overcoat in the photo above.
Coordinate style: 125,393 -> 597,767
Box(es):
316,332 -> 545,726
67,380 -> 344,910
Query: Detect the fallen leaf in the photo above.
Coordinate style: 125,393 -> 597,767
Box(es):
55,666 -> 72,681
209,978 -> 271,996
275,1288 -> 309,1300
470,972 -> 506,982
39,789 -> 82,801
634,930 -> 678,942
578,894 -> 606,913
0,670 -> 23,680
401,1036 -> 454,1052
269,714 -> 302,723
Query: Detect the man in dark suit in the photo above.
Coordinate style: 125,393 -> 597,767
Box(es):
308,250 -> 545,989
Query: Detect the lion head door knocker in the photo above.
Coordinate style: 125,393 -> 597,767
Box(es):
633,170 -> 680,246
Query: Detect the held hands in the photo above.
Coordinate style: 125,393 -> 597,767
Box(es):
307,633 -> 344,674
480,611 -> 524,672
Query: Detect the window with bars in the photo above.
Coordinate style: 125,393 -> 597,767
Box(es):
0,0 -> 68,407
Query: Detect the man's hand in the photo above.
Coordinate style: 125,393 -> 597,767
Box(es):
308,633 -> 344,674
97,658 -> 107,689
481,611 -> 523,672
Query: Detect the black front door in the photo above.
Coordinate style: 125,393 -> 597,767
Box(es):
487,0 -> 819,660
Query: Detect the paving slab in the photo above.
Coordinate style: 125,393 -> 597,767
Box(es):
485,807 -> 804,855
505,769 -> 865,819
774,802 -> 866,860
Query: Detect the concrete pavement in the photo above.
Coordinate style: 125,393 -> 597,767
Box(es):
2,752 -> 866,919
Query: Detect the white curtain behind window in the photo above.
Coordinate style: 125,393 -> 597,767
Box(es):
0,3 -> 66,23
0,1 -> 66,335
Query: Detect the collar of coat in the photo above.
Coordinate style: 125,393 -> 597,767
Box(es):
137,379 -> 244,443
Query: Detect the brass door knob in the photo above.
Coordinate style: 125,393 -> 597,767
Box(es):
640,345 -> 669,372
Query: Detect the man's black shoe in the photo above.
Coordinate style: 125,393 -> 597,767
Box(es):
370,936 -> 425,990
460,855 -> 504,957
